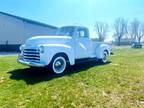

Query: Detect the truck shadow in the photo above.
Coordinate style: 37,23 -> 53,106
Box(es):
8,61 -> 111,85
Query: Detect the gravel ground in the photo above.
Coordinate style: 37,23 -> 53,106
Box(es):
0,52 -> 19,56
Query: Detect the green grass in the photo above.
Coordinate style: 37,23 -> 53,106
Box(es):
0,48 -> 144,108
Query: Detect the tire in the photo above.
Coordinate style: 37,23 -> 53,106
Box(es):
50,56 -> 67,74
100,50 -> 109,64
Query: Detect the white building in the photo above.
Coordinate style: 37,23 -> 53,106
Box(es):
0,12 -> 58,51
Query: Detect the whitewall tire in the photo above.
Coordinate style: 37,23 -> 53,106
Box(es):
101,51 -> 108,64
52,56 -> 67,74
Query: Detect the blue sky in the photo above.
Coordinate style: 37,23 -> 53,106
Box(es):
0,0 -> 144,37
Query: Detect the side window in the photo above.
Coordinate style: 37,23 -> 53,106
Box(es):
79,31 -> 85,37
77,28 -> 89,38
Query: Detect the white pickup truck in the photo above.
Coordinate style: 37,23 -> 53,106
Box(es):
18,26 -> 112,74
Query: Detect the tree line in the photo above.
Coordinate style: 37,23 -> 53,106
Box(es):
95,18 -> 144,45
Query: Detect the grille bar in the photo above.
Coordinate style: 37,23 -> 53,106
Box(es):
23,50 -> 39,53
22,49 -> 40,62
24,49 -> 37,51
23,56 -> 40,59
23,53 -> 39,57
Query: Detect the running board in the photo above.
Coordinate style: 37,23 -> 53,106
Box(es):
75,57 -> 98,64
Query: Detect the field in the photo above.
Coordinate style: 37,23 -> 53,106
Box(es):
0,48 -> 144,108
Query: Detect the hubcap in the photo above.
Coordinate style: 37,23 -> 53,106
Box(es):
102,52 -> 108,63
53,57 -> 66,74
55,61 -> 62,67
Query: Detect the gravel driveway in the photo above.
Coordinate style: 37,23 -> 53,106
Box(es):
0,52 -> 18,56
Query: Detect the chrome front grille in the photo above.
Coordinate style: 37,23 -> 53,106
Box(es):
22,49 -> 40,62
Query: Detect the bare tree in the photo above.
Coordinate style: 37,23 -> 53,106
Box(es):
130,18 -> 144,44
113,18 -> 128,46
94,22 -> 108,41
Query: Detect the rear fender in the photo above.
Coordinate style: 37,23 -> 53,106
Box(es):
95,44 -> 110,59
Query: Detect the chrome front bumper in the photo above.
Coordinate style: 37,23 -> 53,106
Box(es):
18,59 -> 46,67
17,54 -> 46,67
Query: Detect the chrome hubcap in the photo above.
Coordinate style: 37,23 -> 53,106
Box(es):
55,61 -> 62,67
102,52 -> 108,63
53,57 -> 66,74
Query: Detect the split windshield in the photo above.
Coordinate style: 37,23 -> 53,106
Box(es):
56,27 -> 75,36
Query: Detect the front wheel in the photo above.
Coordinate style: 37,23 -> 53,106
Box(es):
100,51 -> 109,64
51,56 -> 67,74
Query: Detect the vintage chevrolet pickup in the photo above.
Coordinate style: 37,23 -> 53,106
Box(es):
18,26 -> 112,74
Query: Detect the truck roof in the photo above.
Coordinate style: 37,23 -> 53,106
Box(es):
60,26 -> 88,29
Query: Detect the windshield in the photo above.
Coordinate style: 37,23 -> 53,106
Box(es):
56,27 -> 75,36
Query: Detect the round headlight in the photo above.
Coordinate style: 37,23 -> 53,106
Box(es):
39,46 -> 44,53
20,44 -> 25,51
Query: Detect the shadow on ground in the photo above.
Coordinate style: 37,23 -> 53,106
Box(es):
8,61 -> 111,85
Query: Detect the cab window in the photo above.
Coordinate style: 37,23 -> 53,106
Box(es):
77,28 -> 89,38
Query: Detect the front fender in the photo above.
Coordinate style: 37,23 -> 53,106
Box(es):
40,44 -> 75,66
95,44 -> 111,59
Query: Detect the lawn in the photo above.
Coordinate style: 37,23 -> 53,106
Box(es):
0,48 -> 144,108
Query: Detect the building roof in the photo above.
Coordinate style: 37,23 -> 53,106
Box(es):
0,12 -> 58,29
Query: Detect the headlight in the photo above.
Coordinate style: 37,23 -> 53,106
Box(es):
20,44 -> 25,51
39,46 -> 44,53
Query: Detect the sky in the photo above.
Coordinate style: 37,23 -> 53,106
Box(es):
0,0 -> 144,39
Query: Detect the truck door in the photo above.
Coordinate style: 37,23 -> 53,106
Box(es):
75,27 -> 91,59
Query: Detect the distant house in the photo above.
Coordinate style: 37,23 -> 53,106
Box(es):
0,12 -> 58,51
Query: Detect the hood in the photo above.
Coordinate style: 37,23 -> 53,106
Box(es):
25,36 -> 72,48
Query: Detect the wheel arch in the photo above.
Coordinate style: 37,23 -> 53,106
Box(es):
51,51 -> 75,66
104,49 -> 109,55
95,44 -> 110,59
53,52 -> 69,62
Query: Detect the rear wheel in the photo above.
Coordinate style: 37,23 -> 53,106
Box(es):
100,51 -> 109,64
51,56 -> 67,74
